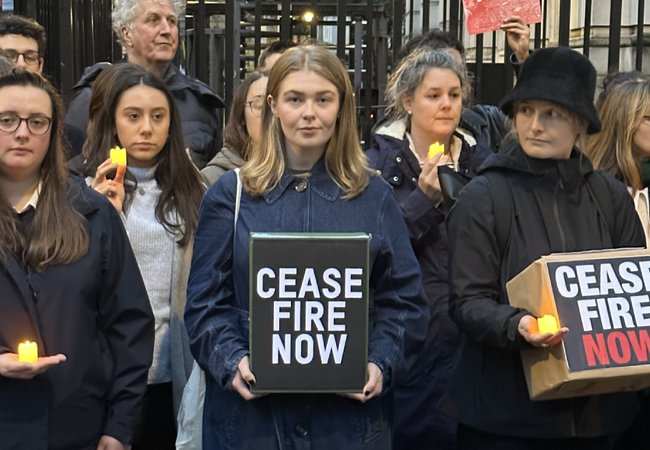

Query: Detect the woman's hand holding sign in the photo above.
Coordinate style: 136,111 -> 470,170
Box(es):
341,362 -> 383,403
232,355 -> 265,401
518,315 -> 569,348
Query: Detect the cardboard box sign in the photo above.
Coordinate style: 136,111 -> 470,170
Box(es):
506,248 -> 650,401
249,232 -> 369,393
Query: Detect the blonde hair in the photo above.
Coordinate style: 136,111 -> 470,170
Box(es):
241,45 -> 370,198
585,78 -> 650,191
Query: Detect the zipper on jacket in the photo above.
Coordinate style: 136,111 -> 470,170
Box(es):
553,181 -> 567,251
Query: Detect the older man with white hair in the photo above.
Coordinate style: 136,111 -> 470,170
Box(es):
65,0 -> 223,169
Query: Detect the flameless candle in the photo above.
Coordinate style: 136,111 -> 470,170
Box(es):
18,340 -> 38,363
110,146 -> 127,166
537,314 -> 559,334
428,142 -> 445,159
110,146 -> 127,181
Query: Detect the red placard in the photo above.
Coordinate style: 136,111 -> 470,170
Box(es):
462,0 -> 541,35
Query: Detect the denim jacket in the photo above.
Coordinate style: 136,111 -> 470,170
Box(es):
185,159 -> 428,449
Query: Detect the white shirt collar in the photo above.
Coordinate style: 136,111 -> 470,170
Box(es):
15,181 -> 41,214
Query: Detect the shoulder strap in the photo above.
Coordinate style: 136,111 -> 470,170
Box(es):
489,170 -> 616,251
234,168 -> 242,231
584,171 -> 616,243
487,171 -> 515,254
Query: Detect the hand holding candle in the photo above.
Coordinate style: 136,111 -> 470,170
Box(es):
0,349 -> 66,379
518,314 -> 568,348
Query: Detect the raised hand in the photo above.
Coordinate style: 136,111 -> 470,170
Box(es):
92,157 -> 126,213
501,16 -> 531,64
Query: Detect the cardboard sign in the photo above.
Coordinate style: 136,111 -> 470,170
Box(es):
462,0 -> 542,35
507,248 -> 650,400
249,232 -> 369,393
548,257 -> 650,371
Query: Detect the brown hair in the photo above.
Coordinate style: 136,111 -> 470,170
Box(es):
222,71 -> 268,161
241,45 -> 370,199
79,63 -> 204,247
0,69 -> 88,270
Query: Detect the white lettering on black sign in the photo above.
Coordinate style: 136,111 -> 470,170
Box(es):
256,267 -> 363,365
549,258 -> 650,370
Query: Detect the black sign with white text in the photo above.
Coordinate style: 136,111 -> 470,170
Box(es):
249,233 -> 369,392
548,257 -> 650,371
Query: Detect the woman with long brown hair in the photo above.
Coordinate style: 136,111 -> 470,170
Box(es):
76,62 -> 205,450
0,68 -> 153,450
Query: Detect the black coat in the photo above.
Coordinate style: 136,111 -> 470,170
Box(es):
447,140 -> 645,438
0,178 -> 154,450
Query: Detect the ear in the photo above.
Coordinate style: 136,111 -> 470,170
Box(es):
402,95 -> 413,115
121,26 -> 134,47
268,94 -> 278,116
37,57 -> 44,74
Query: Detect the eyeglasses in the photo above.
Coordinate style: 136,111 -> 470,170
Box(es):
0,112 -> 52,135
246,96 -> 265,118
0,49 -> 40,65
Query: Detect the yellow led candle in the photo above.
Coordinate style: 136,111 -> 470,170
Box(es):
110,146 -> 127,166
18,340 -> 38,363
537,314 -> 559,334
428,142 -> 445,159
110,146 -> 127,183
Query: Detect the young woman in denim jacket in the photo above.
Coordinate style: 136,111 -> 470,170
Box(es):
185,45 -> 428,450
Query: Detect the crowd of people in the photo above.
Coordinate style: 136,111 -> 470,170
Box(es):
0,2 -> 649,450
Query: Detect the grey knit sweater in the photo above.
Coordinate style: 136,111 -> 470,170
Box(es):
126,165 -> 182,384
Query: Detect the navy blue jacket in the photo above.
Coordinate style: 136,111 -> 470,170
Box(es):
366,119 -> 491,449
0,178 -> 154,450
367,120 -> 492,369
64,62 -> 224,169
185,160 -> 428,449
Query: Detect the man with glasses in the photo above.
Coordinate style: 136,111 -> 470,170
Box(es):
0,14 -> 45,74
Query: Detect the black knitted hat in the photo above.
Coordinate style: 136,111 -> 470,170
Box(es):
500,46 -> 601,134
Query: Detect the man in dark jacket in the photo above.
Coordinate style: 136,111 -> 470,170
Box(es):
64,0 -> 224,169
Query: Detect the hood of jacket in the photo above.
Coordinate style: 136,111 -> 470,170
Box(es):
478,136 -> 594,190
373,117 -> 477,147
204,146 -> 245,172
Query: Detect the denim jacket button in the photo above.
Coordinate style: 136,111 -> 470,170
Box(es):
294,424 -> 309,437
295,180 -> 308,192
392,176 -> 399,182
